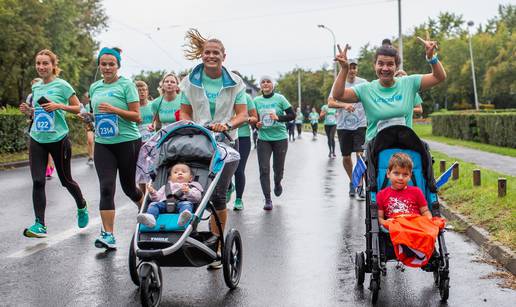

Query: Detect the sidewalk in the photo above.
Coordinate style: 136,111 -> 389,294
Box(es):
424,139 -> 516,176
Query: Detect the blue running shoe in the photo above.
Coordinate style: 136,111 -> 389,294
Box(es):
77,203 -> 89,228
94,231 -> 117,249
23,219 -> 47,238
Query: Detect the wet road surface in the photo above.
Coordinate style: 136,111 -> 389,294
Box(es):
0,134 -> 514,306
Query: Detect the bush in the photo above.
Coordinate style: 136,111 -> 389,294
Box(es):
431,111 -> 516,148
0,108 -> 87,154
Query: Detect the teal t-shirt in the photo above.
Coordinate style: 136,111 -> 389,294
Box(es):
406,93 -> 424,128
237,93 -> 256,138
89,76 -> 141,144
30,78 -> 75,144
181,71 -> 246,119
150,95 -> 181,124
309,112 -> 319,124
254,93 -> 292,141
352,74 -> 423,141
139,102 -> 154,141
295,110 -> 304,124
321,105 -> 337,125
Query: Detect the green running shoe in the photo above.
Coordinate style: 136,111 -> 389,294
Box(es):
94,231 -> 117,249
226,182 -> 235,204
23,219 -> 47,238
77,203 -> 89,228
233,198 -> 244,211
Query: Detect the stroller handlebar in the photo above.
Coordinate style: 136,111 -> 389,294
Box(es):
203,124 -> 233,143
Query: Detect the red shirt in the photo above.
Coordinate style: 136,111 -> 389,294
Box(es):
377,186 -> 427,218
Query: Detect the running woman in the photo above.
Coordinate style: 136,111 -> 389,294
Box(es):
320,103 -> 337,157
308,107 -> 319,139
328,58 -> 367,199
294,107 -> 304,138
332,35 -> 446,143
135,80 -> 155,195
151,73 -> 181,130
89,47 -> 143,249
254,76 -> 295,210
79,92 -> 95,165
179,29 -> 248,268
233,90 -> 258,210
19,49 -> 88,238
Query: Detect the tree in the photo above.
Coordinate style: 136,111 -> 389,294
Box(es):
132,70 -> 167,99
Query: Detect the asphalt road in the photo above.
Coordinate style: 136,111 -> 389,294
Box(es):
0,133 -> 514,306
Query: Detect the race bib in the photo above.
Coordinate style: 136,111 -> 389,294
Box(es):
95,113 -> 119,138
139,126 -> 153,142
377,117 -> 406,132
260,109 -> 276,127
33,108 -> 55,132
326,114 -> 336,124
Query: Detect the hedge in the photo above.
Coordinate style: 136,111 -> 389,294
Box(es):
0,109 -> 87,154
431,112 -> 516,148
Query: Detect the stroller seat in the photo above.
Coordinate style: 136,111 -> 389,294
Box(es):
139,214 -> 188,233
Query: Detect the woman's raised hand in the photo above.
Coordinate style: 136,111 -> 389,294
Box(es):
334,43 -> 350,69
417,31 -> 438,59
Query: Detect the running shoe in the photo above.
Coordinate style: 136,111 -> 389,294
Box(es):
94,231 -> 117,249
356,186 -> 366,201
233,198 -> 244,211
349,183 -> 356,197
23,219 -> 47,238
226,182 -> 235,204
263,199 -> 273,211
86,158 -> 94,166
274,182 -> 283,197
137,213 -> 157,228
45,166 -> 54,179
178,210 -> 192,226
77,203 -> 89,228
207,254 -> 222,270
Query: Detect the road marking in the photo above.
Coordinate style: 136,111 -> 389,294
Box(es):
7,204 -> 134,259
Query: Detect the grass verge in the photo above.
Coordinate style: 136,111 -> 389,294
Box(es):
0,144 -> 88,165
431,150 -> 515,250
413,124 -> 516,158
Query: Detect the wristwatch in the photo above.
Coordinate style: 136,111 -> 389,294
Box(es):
225,122 -> 233,130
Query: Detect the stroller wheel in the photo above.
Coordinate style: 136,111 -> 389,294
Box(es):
223,228 -> 243,289
128,233 -> 140,286
139,262 -> 162,307
369,277 -> 380,304
355,252 -> 366,286
439,278 -> 450,302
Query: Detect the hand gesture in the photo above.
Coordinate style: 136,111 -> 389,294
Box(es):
417,31 -> 438,59
147,183 -> 155,194
343,103 -> 355,112
269,112 -> 279,121
248,116 -> 258,125
210,122 -> 229,132
256,121 -> 263,129
147,124 -> 154,132
19,102 -> 33,116
334,43 -> 350,70
98,103 -> 116,113
41,101 -> 61,112
181,183 -> 190,193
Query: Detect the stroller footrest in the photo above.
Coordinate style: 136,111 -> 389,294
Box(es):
140,213 -> 188,232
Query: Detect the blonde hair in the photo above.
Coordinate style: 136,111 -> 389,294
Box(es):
36,49 -> 61,76
183,28 -> 225,60
135,80 -> 148,89
158,73 -> 180,95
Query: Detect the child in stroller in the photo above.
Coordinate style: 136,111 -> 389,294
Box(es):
137,163 -> 203,228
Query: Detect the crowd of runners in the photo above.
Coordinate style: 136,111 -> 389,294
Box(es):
18,29 -> 445,264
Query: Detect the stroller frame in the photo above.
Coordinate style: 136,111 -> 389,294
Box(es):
355,125 -> 450,304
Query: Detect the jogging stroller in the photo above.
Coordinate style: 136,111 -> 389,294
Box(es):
355,125 -> 450,304
130,121 -> 243,307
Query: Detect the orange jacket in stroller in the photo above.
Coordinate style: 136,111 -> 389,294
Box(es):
384,215 -> 446,267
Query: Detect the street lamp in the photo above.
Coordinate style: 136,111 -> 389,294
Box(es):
467,20 -> 480,110
317,24 -> 337,80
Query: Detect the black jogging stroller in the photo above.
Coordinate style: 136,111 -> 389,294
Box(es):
129,121 -> 243,307
354,125 -> 450,304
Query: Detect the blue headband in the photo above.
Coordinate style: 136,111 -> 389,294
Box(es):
97,47 -> 121,67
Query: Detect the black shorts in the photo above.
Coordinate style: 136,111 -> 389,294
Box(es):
337,127 -> 366,156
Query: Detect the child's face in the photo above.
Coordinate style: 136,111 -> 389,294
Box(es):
387,166 -> 412,190
170,164 -> 192,184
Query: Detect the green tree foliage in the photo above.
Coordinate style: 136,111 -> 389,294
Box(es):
132,70 -> 167,99
0,0 -> 107,105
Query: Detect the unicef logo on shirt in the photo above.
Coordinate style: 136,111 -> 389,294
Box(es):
107,91 -> 115,97
344,114 -> 359,127
46,90 -> 54,95
374,94 -> 403,103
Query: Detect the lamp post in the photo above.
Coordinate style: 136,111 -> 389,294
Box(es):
467,21 -> 480,110
317,24 -> 337,80
398,0 -> 404,70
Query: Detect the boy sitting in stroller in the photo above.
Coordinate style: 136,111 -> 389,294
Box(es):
377,153 -> 445,267
137,163 -> 203,228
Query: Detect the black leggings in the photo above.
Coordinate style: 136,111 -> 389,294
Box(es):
94,139 -> 143,211
324,125 -> 337,154
296,123 -> 303,136
235,137 -> 251,199
311,123 -> 318,136
29,136 -> 85,225
257,139 -> 288,200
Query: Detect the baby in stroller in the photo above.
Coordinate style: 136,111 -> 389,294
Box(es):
377,152 -> 445,268
137,163 -> 204,228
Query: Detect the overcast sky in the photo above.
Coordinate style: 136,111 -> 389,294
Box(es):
96,0 -> 510,81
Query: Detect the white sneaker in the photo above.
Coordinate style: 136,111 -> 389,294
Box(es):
177,210 -> 192,226
137,213 -> 156,228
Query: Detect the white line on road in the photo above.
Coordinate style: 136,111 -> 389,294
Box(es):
7,204 -> 134,259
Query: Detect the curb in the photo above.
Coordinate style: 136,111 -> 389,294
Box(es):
0,153 -> 89,170
440,201 -> 516,275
